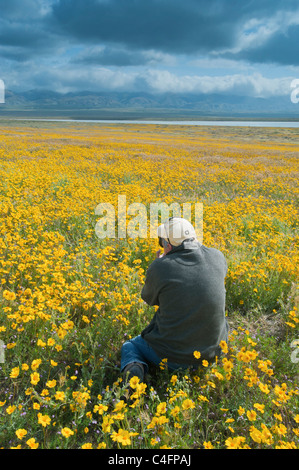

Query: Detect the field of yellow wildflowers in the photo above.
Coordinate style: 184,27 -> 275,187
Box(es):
0,120 -> 298,449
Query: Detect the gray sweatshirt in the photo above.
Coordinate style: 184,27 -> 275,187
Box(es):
141,239 -> 228,365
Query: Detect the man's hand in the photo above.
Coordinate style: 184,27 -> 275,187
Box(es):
157,242 -> 172,258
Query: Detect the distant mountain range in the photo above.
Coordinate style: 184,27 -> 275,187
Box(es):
0,89 -> 298,120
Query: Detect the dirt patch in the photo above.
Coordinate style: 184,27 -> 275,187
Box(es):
228,311 -> 287,343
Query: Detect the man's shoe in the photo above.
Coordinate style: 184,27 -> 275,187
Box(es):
122,362 -> 144,382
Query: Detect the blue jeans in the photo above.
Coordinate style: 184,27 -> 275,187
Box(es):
120,335 -> 194,374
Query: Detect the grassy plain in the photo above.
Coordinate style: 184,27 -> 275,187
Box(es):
0,120 -> 298,449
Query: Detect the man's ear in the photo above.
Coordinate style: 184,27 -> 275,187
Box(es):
164,243 -> 172,253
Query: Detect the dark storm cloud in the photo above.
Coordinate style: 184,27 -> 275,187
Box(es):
0,0 -> 45,19
0,0 -> 61,61
230,24 -> 299,66
0,0 -> 299,95
74,47 -> 149,67
50,0 -> 243,54
0,0 -> 299,66
0,22 -> 47,50
73,46 -> 174,67
49,0 -> 298,56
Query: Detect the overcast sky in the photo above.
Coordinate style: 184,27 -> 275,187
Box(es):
1,0 -> 299,98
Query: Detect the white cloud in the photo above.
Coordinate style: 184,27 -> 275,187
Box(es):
2,59 -> 139,93
36,66 -> 139,93
2,51 -> 295,100
143,69 -> 294,97
226,8 -> 299,55
142,50 -> 177,67
189,57 -> 253,71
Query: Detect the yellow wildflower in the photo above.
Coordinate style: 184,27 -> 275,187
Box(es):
254,403 -> 265,414
246,410 -> 257,422
30,372 -> 40,385
170,406 -> 180,417
219,340 -> 228,354
156,402 -> 167,415
97,442 -> 107,449
151,438 -> 159,446
31,359 -> 42,370
111,428 -> 137,446
26,438 -> 39,449
203,441 -> 214,449
198,395 -> 209,402
182,399 -> 195,410
273,423 -> 287,436
113,400 -> 126,413
3,290 -> 16,301
93,403 -> 108,415
170,375 -> 177,385
129,376 -> 140,389
46,379 -> 57,388
225,436 -> 246,449
193,350 -> 201,359
37,413 -> 51,427
54,391 -> 65,401
61,427 -> 74,438
15,429 -> 27,440
259,383 -> 270,394
10,367 -> 20,379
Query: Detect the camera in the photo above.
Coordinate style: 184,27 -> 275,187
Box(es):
158,237 -> 168,248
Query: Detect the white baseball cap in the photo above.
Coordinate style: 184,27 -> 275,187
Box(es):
157,217 -> 197,247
